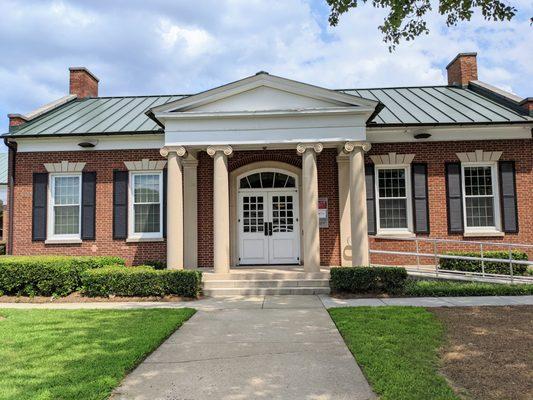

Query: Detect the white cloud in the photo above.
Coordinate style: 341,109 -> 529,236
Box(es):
0,0 -> 531,133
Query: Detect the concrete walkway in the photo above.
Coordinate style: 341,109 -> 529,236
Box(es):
1,295 -> 532,310
111,295 -> 376,400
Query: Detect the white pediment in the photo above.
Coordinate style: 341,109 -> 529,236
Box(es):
190,85 -> 347,112
149,72 -> 379,116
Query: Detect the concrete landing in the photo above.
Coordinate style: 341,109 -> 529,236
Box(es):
111,296 -> 375,400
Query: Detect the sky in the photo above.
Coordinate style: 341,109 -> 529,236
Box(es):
0,0 -> 532,139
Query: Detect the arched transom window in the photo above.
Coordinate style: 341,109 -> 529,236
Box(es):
240,171 -> 296,189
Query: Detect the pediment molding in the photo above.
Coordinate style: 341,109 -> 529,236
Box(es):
149,73 -> 378,116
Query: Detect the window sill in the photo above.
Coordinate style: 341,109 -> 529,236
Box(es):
45,238 -> 82,245
375,232 -> 416,239
463,230 -> 504,238
126,237 -> 164,243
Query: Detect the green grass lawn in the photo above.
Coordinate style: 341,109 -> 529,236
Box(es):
0,308 -> 195,400
329,306 -> 459,400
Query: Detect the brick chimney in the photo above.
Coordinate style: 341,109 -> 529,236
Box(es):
7,114 -> 28,129
69,67 -> 99,98
520,98 -> 533,116
446,53 -> 478,87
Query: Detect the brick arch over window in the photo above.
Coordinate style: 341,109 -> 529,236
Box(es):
229,150 -> 302,172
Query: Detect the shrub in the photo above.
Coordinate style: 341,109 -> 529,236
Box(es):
439,251 -> 528,276
143,260 -> 166,270
81,266 -> 202,298
330,266 -> 408,294
0,256 -> 125,297
404,279 -> 533,297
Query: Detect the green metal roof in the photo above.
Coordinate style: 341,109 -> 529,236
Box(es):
4,86 -> 530,137
0,153 -> 8,184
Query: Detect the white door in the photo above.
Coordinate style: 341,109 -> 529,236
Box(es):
268,191 -> 299,264
238,190 -> 300,265
238,193 -> 269,265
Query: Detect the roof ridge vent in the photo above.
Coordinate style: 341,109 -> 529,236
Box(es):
255,71 -> 269,75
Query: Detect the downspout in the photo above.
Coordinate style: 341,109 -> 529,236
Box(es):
4,138 -> 16,255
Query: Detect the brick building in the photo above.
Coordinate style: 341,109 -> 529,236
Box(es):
3,54 -> 532,271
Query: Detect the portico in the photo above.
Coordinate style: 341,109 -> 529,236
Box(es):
152,72 -> 379,272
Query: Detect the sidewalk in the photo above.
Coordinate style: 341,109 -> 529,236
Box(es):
111,296 -> 376,400
1,295 -> 532,310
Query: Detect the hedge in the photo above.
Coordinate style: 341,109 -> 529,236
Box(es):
439,251 -> 529,276
0,256 -> 124,297
330,266 -> 408,294
404,279 -> 533,297
81,266 -> 202,298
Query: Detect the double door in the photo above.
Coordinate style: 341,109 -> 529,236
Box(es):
238,191 -> 300,265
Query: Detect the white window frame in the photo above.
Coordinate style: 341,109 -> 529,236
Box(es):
47,173 -> 82,242
374,164 -> 413,236
461,161 -> 501,234
128,170 -> 163,240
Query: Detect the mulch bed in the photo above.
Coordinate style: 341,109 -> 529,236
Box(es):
0,292 -> 199,303
430,306 -> 533,400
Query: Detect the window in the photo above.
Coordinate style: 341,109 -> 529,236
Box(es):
375,166 -> 412,234
48,174 -> 82,240
129,172 -> 163,239
462,163 -> 500,232
240,172 -> 295,189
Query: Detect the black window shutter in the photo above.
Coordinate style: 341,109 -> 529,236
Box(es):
412,163 -> 430,234
163,168 -> 167,238
32,173 -> 48,241
365,164 -> 376,235
445,163 -> 464,233
113,171 -> 128,239
499,161 -> 518,233
81,172 -> 96,240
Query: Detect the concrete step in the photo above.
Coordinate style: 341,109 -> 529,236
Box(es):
203,279 -> 330,289
202,286 -> 331,297
202,272 -> 330,281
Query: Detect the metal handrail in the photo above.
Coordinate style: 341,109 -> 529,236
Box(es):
368,235 -> 533,284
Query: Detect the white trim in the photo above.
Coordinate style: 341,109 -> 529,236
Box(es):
44,161 -> 86,173
128,171 -> 164,240
460,161 -> 502,234
374,164 -> 413,236
237,168 -> 299,192
367,124 -> 531,143
13,134 -> 164,153
47,173 -> 82,242
124,158 -> 167,171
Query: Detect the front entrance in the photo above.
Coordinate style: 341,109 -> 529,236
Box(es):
238,170 -> 300,265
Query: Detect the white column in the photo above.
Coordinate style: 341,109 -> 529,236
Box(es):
182,153 -> 198,269
344,141 -> 372,266
297,143 -> 323,272
207,145 -> 233,273
160,146 -> 187,270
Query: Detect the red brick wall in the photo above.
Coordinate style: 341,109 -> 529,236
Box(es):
367,139 -> 533,265
12,150 -> 166,265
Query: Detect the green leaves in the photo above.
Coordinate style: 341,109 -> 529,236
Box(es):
326,0 -> 517,50
80,266 -> 202,298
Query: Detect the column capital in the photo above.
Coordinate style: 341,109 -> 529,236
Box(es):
343,141 -> 371,153
160,145 -> 187,158
207,145 -> 233,157
296,142 -> 323,155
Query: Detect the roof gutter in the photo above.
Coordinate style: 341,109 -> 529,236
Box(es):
3,138 -> 16,255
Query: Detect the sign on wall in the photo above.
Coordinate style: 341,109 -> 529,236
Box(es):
318,197 -> 328,228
